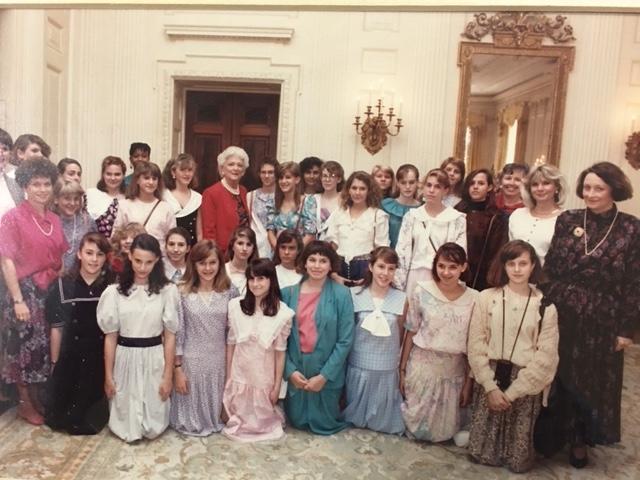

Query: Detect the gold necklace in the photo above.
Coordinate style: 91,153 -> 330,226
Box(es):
583,207 -> 618,256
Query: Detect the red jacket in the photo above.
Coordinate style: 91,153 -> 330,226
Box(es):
200,182 -> 248,254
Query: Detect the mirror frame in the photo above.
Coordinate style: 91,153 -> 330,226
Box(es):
453,14 -> 575,168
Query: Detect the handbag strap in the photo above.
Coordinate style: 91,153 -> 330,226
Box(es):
142,200 -> 161,227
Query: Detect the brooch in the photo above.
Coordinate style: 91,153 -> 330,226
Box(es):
573,226 -> 584,237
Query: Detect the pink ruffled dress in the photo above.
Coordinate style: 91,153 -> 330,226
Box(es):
222,298 -> 294,442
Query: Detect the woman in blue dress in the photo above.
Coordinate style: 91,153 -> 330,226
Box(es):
343,246 -> 405,434
281,240 -> 354,435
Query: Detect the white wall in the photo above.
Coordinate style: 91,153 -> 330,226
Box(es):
0,9 -> 638,216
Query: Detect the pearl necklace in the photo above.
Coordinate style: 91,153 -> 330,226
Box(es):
31,214 -> 53,237
583,207 -> 618,256
221,178 -> 240,195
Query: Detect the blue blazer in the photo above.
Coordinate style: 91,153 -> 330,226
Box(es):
282,279 -> 354,390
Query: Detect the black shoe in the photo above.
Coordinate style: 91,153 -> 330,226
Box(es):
569,445 -> 588,469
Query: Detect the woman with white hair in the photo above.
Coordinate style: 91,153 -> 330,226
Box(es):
509,164 -> 568,265
200,146 -> 250,256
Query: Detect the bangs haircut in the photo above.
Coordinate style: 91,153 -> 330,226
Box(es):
432,243 -> 467,282
110,222 -> 146,254
501,162 -> 529,177
66,232 -> 114,287
126,161 -> 163,200
181,240 -> 230,294
297,240 -> 340,275
371,164 -> 396,196
15,156 -> 57,188
322,160 -> 345,191
521,163 -> 568,208
53,178 -> 84,198
163,153 -> 198,190
359,246 -> 399,290
240,258 -> 282,317
576,161 -> 633,202
486,240 -> 543,288
275,161 -> 302,210
273,229 -> 303,266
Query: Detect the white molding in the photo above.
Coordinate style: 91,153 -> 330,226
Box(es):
157,62 -> 299,166
164,25 -> 294,42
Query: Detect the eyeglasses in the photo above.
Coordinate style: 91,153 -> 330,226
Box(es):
321,174 -> 338,180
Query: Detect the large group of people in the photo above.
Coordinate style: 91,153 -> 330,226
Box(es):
0,127 -> 638,474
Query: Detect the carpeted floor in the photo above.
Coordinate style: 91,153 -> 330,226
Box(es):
0,346 -> 638,479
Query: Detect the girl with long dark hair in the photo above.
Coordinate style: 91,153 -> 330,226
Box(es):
222,258 -> 294,442
97,233 -> 179,442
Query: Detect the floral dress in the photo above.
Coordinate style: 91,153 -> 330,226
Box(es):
543,206 -> 640,444
267,195 -> 317,237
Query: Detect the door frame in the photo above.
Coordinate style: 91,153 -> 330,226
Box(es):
165,74 -> 292,165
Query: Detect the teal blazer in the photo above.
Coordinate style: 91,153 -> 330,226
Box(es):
282,279 -> 355,390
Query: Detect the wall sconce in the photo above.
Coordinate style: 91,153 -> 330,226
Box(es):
625,131 -> 640,170
353,99 -> 403,155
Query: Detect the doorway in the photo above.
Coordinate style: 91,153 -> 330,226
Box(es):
184,87 -> 280,192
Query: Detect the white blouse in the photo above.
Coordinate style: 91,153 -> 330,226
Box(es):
276,265 -> 302,289
324,207 -> 390,261
163,189 -> 202,218
394,206 -> 467,290
508,207 -> 560,265
226,262 -> 247,296
97,283 -> 179,336
113,198 -> 176,253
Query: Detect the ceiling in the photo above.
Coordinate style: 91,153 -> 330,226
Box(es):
470,54 -> 557,97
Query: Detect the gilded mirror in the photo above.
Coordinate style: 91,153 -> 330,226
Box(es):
453,12 -> 575,172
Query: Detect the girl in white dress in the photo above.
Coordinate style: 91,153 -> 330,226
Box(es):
394,168 -> 467,296
113,162 -> 176,253
225,226 -> 258,295
97,233 -> 179,442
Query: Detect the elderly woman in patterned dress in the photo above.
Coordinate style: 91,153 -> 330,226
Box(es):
0,157 -> 68,425
543,162 -> 639,468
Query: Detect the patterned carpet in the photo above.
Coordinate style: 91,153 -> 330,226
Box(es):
0,347 -> 638,480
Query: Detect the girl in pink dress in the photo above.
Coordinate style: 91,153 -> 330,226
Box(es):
222,258 -> 295,442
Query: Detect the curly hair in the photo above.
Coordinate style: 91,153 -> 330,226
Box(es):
15,156 -> 58,188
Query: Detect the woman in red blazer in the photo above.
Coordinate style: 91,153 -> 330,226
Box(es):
200,146 -> 250,254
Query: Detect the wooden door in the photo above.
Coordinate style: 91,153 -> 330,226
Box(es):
184,90 -> 279,192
